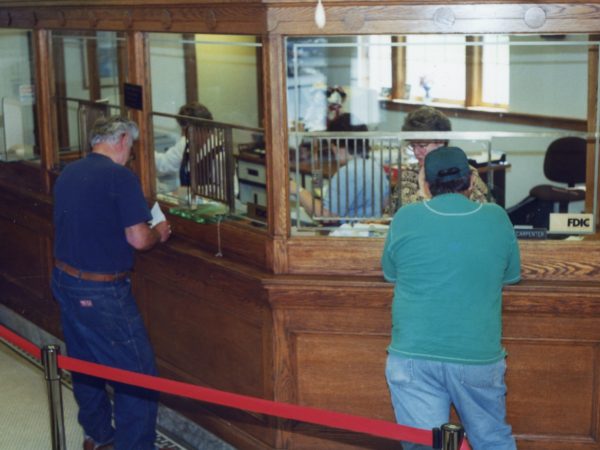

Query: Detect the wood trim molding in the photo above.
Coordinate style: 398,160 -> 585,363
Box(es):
381,100 -> 588,131
32,29 -> 57,193
0,4 -> 267,34
588,36 -> 600,220
182,33 -> 198,104
465,36 -> 482,107
126,31 -> 156,201
263,32 -> 290,273
390,36 -> 406,101
267,4 -> 600,35
285,235 -> 600,281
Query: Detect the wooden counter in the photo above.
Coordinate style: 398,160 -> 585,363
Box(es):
1,0 -> 600,448
2,160 -> 600,450
134,239 -> 600,450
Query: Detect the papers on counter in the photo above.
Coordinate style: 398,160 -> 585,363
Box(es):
149,202 -> 166,227
329,223 -> 389,237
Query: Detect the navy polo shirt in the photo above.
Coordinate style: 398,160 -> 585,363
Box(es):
53,153 -> 152,273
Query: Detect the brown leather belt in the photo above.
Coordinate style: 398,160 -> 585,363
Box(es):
55,260 -> 129,282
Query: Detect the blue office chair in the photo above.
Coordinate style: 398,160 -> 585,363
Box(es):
529,136 -> 586,213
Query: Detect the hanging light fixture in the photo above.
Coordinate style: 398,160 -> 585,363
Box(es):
315,0 -> 326,29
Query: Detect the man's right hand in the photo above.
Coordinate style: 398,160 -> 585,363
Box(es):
126,221 -> 171,250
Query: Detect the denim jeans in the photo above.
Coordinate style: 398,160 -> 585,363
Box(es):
385,353 -> 516,450
52,268 -> 158,450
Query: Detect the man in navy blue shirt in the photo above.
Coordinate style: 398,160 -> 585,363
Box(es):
52,116 -> 171,450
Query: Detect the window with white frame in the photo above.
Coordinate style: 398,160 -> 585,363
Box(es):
405,35 -> 466,104
481,35 -> 510,107
363,34 -> 509,109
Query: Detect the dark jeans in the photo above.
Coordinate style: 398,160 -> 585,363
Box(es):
52,268 -> 158,450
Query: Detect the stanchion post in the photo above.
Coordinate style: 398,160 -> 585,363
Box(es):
42,345 -> 66,450
441,423 -> 465,450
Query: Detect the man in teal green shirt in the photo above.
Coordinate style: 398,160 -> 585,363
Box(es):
381,146 -> 520,450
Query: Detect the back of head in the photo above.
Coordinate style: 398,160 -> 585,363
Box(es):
90,116 -> 139,148
327,113 -> 367,133
402,106 -> 452,132
424,146 -> 471,195
177,102 -> 213,128
327,113 -> 368,156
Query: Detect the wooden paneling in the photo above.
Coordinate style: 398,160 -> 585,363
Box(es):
286,237 -> 600,281
507,342 -> 596,438
267,283 -> 397,450
295,333 -> 391,418
261,280 -> 600,449
166,212 -> 269,269
0,4 -> 267,34
502,314 -> 600,448
0,204 -> 57,335
0,219 -> 47,297
133,243 -> 280,448
267,4 -> 600,35
139,278 -> 267,397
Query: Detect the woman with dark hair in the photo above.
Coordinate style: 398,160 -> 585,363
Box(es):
155,102 -> 213,192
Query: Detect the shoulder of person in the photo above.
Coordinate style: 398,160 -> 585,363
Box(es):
110,164 -> 141,187
394,200 -> 425,217
479,202 -> 512,218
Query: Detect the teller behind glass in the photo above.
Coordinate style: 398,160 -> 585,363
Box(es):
389,105 -> 490,212
155,102 -> 213,196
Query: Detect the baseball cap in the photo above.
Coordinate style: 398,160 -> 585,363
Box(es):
424,146 -> 470,183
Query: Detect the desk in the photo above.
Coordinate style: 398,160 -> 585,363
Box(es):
472,161 -> 511,207
237,153 -> 268,207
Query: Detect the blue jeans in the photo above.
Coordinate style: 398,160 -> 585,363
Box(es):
52,268 -> 158,450
385,353 -> 516,450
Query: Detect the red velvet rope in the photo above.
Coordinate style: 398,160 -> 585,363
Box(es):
0,324 -> 470,449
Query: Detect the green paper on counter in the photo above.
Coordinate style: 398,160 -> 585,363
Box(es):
169,203 -> 230,224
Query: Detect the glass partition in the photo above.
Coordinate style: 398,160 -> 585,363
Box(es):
148,33 -> 265,226
287,35 -> 598,239
0,29 -> 37,164
51,31 -> 126,167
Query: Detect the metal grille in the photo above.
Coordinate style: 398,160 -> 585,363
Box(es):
291,131 -> 401,224
187,124 -> 235,213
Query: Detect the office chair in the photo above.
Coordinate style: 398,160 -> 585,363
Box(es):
528,136 -> 586,213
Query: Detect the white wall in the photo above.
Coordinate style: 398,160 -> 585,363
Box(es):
196,35 -> 260,129
149,33 -> 261,144
61,34 -> 123,150
150,33 -> 187,139
509,35 -> 587,119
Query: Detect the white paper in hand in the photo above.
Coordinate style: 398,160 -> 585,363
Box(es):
149,202 -> 166,227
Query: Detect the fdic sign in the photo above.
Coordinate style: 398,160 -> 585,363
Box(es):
549,213 -> 595,234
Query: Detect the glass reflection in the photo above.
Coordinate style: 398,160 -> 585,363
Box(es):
51,31 -> 125,165
0,29 -> 37,163
287,34 -> 596,238
149,33 -> 265,224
